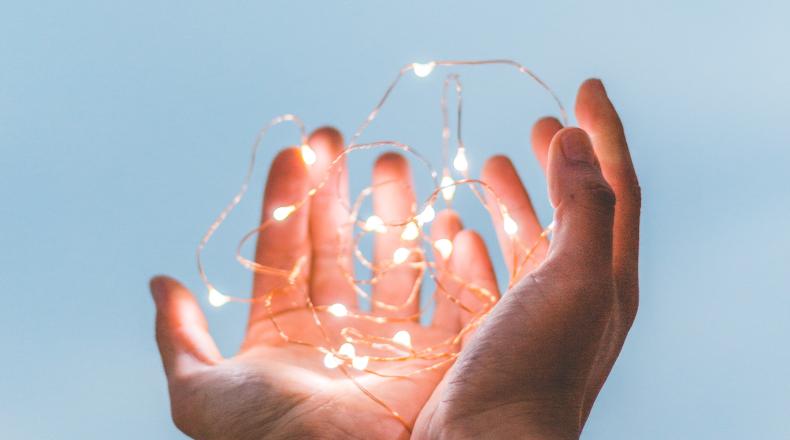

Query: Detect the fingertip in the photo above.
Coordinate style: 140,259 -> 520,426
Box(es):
308,126 -> 343,148
531,117 -> 563,171
374,151 -> 409,174
431,209 -> 463,239
272,147 -> 309,176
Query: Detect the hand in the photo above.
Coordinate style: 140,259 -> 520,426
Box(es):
151,128 -> 464,439
412,79 -> 641,439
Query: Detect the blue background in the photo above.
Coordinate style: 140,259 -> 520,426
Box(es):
2,1 -> 788,438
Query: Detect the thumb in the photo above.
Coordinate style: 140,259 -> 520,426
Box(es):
150,276 -> 222,379
546,128 -> 615,273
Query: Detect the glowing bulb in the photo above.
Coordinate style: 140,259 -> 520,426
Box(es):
440,175 -> 456,201
547,220 -> 556,231
453,148 -> 468,172
393,330 -> 412,348
323,352 -> 342,369
339,343 -> 356,358
503,213 -> 519,236
300,144 -> 317,165
352,355 -> 369,371
412,62 -> 435,78
434,238 -> 453,259
400,222 -> 419,241
328,303 -> 348,317
392,247 -> 410,264
273,205 -> 296,221
208,288 -> 230,307
416,205 -> 435,224
364,215 -> 387,233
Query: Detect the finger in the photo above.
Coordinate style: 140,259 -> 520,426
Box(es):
448,230 -> 499,345
430,209 -> 463,331
372,152 -> 420,317
481,156 -> 547,284
306,127 -> 355,307
546,127 -> 615,276
530,116 -> 563,172
575,79 -> 641,318
251,148 -> 311,322
150,276 -> 221,379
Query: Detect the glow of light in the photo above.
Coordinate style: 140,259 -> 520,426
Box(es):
352,355 -> 369,371
393,330 -> 412,348
412,62 -> 436,78
434,238 -> 453,259
327,303 -> 348,317
503,213 -> 519,236
400,222 -> 419,241
547,220 -> 556,231
272,205 -> 296,221
300,144 -> 317,165
453,148 -> 468,172
323,352 -> 342,369
416,205 -> 435,224
208,288 -> 230,307
339,343 -> 356,358
392,247 -> 410,264
364,215 -> 387,233
440,175 -> 456,201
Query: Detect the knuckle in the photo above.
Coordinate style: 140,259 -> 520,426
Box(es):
578,178 -> 616,212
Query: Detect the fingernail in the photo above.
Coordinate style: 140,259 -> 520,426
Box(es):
560,129 -> 596,165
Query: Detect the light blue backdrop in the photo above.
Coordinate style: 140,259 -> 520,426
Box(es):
2,1 -> 788,438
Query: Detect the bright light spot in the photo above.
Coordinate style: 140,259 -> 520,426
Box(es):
273,205 -> 296,221
328,303 -> 348,317
412,62 -> 436,78
364,215 -> 387,233
323,352 -> 342,369
300,144 -> 317,165
208,288 -> 230,307
416,205 -> 435,224
392,247 -> 410,264
453,148 -> 468,172
503,213 -> 519,236
339,343 -> 356,359
400,222 -> 419,241
352,355 -> 369,371
547,220 -> 556,231
393,330 -> 412,348
434,238 -> 453,259
440,175 -> 456,201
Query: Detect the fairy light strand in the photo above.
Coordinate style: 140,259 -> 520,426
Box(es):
195,59 -> 564,432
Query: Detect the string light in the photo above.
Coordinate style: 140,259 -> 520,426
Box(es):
327,303 -> 348,317
412,62 -> 436,78
453,147 -> 469,172
195,59 -> 568,432
400,222 -> 420,241
440,174 -> 456,201
272,205 -> 296,221
300,144 -> 317,165
392,247 -> 410,265
433,238 -> 453,259
208,287 -> 230,307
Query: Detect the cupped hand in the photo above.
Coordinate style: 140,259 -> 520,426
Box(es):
412,79 -> 640,439
151,128 -> 479,439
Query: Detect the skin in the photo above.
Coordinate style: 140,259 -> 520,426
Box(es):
151,79 -> 640,439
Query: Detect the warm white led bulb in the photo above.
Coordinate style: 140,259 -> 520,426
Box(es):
327,303 -> 348,317
400,222 -> 419,241
300,144 -> 317,165
503,213 -> 519,236
412,62 -> 436,78
352,355 -> 369,371
208,288 -> 230,307
416,205 -> 435,224
440,175 -> 456,201
393,330 -> 412,348
364,215 -> 387,233
323,352 -> 342,369
433,238 -> 453,259
272,205 -> 296,221
453,148 -> 468,172
339,343 -> 356,358
392,247 -> 410,264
